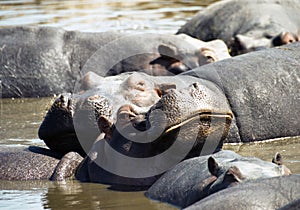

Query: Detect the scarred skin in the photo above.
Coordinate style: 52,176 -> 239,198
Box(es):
177,0 -> 300,55
0,27 -> 230,98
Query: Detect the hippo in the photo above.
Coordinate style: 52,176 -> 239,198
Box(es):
185,175 -> 300,210
0,26 -> 230,98
146,151 -> 291,208
177,0 -> 300,55
38,72 -> 232,156
35,42 -> 300,189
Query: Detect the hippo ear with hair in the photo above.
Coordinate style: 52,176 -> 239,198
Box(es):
208,156 -> 220,177
224,166 -> 244,183
158,44 -> 178,58
272,152 -> 283,165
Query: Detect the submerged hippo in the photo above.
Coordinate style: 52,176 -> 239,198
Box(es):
177,0 -> 300,55
185,175 -> 300,210
146,151 -> 291,208
0,26 -> 230,98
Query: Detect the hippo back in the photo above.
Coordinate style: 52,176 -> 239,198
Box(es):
185,175 -> 300,210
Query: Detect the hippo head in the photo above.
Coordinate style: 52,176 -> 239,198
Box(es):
230,31 -> 300,55
39,72 -> 234,187
149,34 -> 231,75
207,153 -> 292,195
99,80 -> 233,160
74,80 -> 233,188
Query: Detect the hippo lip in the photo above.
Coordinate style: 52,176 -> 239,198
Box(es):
164,111 -> 233,134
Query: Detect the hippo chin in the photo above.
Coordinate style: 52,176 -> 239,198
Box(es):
177,0 -> 300,55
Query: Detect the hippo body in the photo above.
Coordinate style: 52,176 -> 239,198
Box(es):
177,0 -> 300,55
0,146 -> 61,180
146,150 -> 289,208
185,175 -> 300,210
0,146 -> 83,181
0,27 -> 230,98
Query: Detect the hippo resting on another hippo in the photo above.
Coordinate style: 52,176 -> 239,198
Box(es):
34,43 -> 300,188
0,26 -> 230,98
177,0 -> 300,55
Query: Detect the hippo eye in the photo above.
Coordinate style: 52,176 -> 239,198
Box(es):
192,82 -> 200,89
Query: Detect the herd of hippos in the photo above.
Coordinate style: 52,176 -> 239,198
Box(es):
1,0 -> 300,209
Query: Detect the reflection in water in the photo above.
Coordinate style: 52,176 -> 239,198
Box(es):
0,0 -> 219,33
0,97 -> 54,146
43,180 -> 175,210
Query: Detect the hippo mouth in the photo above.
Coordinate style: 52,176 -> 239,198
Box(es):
141,110 -> 233,158
164,111 -> 233,134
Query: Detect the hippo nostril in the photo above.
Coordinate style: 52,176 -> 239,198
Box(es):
192,82 -> 200,89
206,55 -> 215,63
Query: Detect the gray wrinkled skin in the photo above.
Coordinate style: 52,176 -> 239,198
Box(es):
177,0 -> 300,55
146,150 -> 289,208
185,175 -> 300,210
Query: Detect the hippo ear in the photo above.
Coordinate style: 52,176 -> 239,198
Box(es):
198,47 -> 217,64
97,116 -> 113,139
272,152 -> 283,165
158,44 -> 178,58
224,166 -> 244,183
155,83 -> 177,96
208,157 -> 220,176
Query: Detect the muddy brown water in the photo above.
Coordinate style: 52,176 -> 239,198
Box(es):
0,0 -> 299,209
